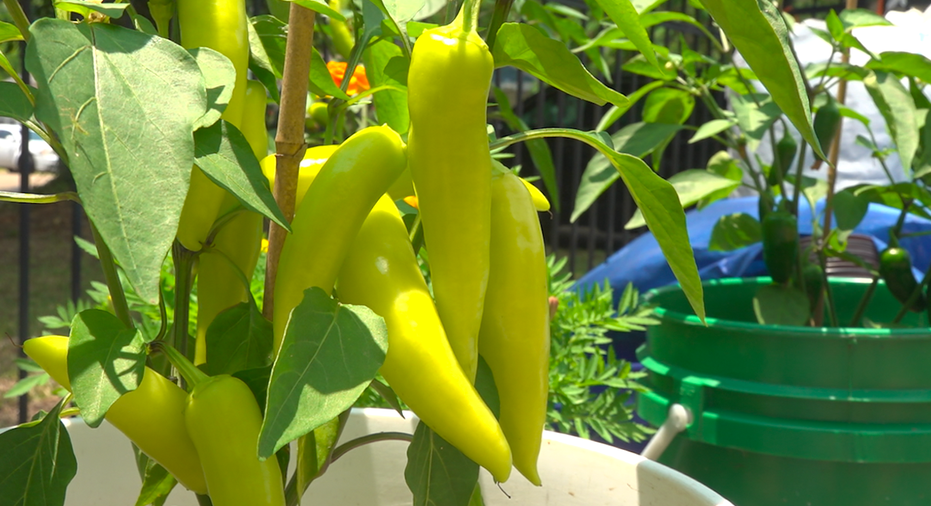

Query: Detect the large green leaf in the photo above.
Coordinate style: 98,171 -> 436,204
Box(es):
0,399 -> 76,506
193,120 -> 290,230
258,288 -> 388,458
700,0 -> 824,159
592,0 -> 659,70
493,87 -> 559,211
625,169 -> 740,229
27,19 -> 205,303
494,128 -> 703,320
68,309 -> 146,428
202,302 -> 274,376
574,122 -> 682,220
363,39 -> 410,135
863,70 -> 919,175
493,23 -> 628,108
247,16 -> 282,103
0,82 -> 34,123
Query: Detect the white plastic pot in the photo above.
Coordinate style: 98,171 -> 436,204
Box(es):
62,407 -> 733,506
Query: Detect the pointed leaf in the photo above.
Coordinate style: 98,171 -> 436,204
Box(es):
0,82 -> 35,123
193,120 -> 290,230
55,2 -> 130,18
838,9 -> 893,29
0,400 -> 76,506
700,0 -> 823,159
259,288 -> 388,458
866,52 -> 931,89
285,0 -> 346,20
309,48 -> 350,100
68,309 -> 145,428
592,0 -> 659,69
708,213 -> 762,251
689,118 -> 736,144
595,80 -> 664,131
0,21 -> 23,43
864,70 -> 919,175
189,47 -> 236,131
625,169 -> 740,229
493,23 -> 628,108
27,20 -> 205,303
202,302 -> 274,376
247,16 -> 283,102
134,459 -> 177,506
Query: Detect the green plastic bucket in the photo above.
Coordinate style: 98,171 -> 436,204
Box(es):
637,277 -> 931,506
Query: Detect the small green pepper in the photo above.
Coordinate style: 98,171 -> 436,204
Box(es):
762,210 -> 798,285
879,247 -> 925,311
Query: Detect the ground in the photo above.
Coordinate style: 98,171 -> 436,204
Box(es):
0,169 -> 103,426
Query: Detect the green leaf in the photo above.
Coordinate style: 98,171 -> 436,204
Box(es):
863,70 -> 919,175
730,93 -> 782,151
193,120 -> 290,230
294,412 -> 348,494
3,373 -> 50,399
624,169 -> 740,229
753,284 -> 810,325
284,0 -> 346,20
493,23 -> 628,108
68,309 -> 145,428
700,0 -> 823,159
689,118 -> 736,144
55,2 -> 130,18
309,48 -> 351,100
232,366 -> 273,413
0,82 -> 35,123
708,213 -> 762,251
621,53 -> 675,80
0,21 -> 23,43
642,87 -> 694,125
0,399 -> 76,506
838,8 -> 893,29
574,122 -> 683,220
832,189 -> 869,246
363,39 -> 410,135
699,151 -> 744,208
493,87 -> 559,211
259,288 -> 388,458
866,52 -> 931,87
189,48 -> 236,131
592,0 -> 659,70
202,302 -> 273,376
134,459 -> 177,506
252,15 -> 287,77
27,20 -> 205,303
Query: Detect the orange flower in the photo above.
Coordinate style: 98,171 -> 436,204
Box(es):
326,61 -> 370,95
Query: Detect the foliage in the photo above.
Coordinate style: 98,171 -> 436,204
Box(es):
545,256 -> 655,444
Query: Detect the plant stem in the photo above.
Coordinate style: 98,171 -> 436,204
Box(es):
848,275 -> 879,327
90,223 -> 132,328
0,190 -> 79,205
171,241 -> 196,363
265,3 -> 316,321
329,431 -> 414,462
484,0 -> 514,50
460,0 -> 482,33
2,0 -> 31,41
150,340 -> 209,387
892,266 -> 931,324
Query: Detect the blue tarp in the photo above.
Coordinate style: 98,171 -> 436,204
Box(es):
575,196 -> 931,305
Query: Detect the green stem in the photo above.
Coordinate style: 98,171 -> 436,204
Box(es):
329,432 -> 413,463
790,136 -> 808,214
0,191 -> 79,205
484,0 -> 514,50
459,0 -> 482,33
819,250 -> 839,327
90,223 -> 133,328
2,0 -> 31,42
150,340 -> 209,387
155,278 -> 169,341
171,241 -> 197,363
848,275 -> 879,327
204,206 -> 246,248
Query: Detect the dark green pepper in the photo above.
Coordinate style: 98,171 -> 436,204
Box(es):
762,211 -> 798,285
879,247 -> 925,311
801,262 -> 824,312
769,132 -> 797,187
813,100 -> 841,160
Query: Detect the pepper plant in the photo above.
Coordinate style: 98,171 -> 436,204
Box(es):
0,0 -> 818,504
573,3 -> 931,328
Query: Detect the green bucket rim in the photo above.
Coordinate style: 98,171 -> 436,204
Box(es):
643,277 -> 931,339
